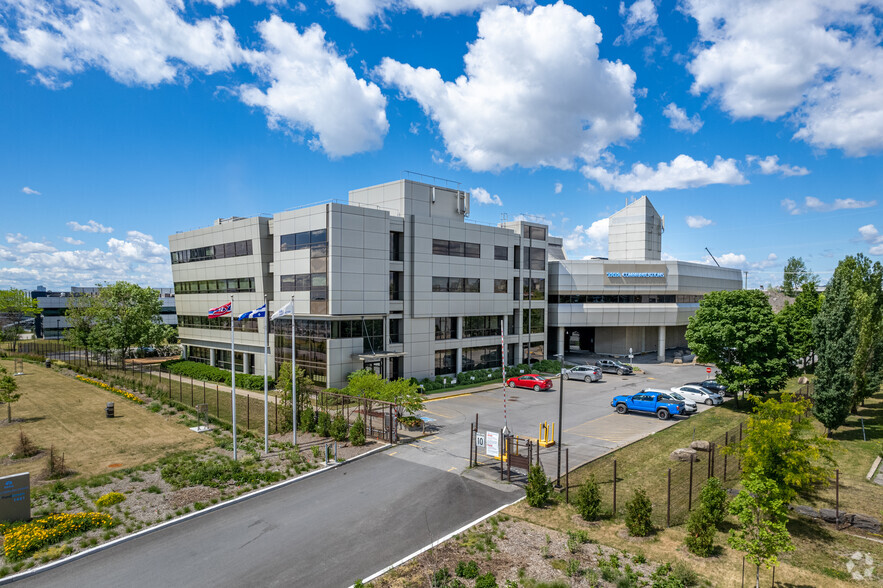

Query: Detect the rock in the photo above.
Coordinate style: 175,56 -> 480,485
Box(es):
673,358 -> 682,364
851,514 -> 881,533
670,448 -> 698,462
682,354 -> 695,362
692,357 -> 698,365
798,376 -> 809,385
792,505 -> 820,519
819,508 -> 850,524
690,440 -> 711,452
726,488 -> 740,497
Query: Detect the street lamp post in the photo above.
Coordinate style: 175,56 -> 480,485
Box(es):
555,353 -> 564,487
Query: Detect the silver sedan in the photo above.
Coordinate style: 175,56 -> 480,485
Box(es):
563,365 -> 602,382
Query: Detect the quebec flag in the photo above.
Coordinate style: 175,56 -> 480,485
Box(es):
237,304 -> 267,321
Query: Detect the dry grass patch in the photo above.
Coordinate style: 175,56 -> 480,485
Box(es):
0,359 -> 211,482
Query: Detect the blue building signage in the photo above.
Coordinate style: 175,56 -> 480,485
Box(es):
606,272 -> 665,278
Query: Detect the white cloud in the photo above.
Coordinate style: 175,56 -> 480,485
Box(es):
747,155 -> 809,177
21,186 -> 40,195
470,187 -> 503,206
67,220 -> 113,233
5,233 -> 26,244
858,224 -> 883,255
62,236 -> 84,245
583,154 -> 747,192
239,16 -> 388,157
328,0 -> 533,30
714,252 -> 777,270
683,0 -> 883,156
378,2 -> 641,172
617,0 -> 660,44
0,0 -> 242,87
662,103 -> 703,134
16,241 -> 56,254
563,218 -> 609,254
554,182 -> 563,194
781,196 -> 877,215
685,215 -> 713,229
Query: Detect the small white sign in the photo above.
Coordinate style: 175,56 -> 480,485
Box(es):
475,434 -> 485,448
486,431 -> 500,458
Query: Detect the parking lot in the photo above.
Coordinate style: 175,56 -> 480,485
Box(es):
391,361 -> 724,484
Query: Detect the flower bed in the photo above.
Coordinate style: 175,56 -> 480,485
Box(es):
3,513 -> 114,560
75,375 -> 144,404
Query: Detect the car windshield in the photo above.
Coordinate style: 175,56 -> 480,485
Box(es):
668,392 -> 683,400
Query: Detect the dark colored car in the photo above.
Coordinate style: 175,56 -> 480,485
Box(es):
610,390 -> 687,420
595,359 -> 633,375
686,380 -> 729,396
506,374 -> 553,391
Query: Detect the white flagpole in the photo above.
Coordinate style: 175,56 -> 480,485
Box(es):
231,296 -> 237,461
291,294 -> 297,445
263,295 -> 269,455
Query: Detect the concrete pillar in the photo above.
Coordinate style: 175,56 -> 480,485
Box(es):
209,348 -> 216,367
456,348 -> 463,374
243,353 -> 251,375
557,327 -> 565,357
657,326 -> 666,363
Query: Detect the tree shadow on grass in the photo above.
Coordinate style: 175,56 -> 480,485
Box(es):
787,515 -> 835,544
831,399 -> 883,442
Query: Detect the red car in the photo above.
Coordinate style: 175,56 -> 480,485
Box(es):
506,374 -> 553,391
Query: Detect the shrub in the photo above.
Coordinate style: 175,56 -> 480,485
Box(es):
698,477 -> 728,527
350,417 -> 366,446
148,401 -> 162,413
474,572 -> 498,588
329,414 -> 349,441
684,506 -> 716,557
95,492 -> 126,508
44,445 -> 69,480
160,360 -> 274,391
455,560 -> 479,579
12,428 -> 39,459
315,412 -> 331,437
299,408 -> 315,432
525,464 -> 553,507
624,487 -> 653,537
431,567 -> 451,587
574,475 -> 602,521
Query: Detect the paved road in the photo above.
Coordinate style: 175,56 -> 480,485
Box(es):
8,456 -> 516,588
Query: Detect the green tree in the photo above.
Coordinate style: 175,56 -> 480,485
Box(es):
686,290 -> 790,398
525,464 -> 553,507
776,282 -> 821,373
735,393 -> 832,501
0,366 -> 21,422
728,474 -> 794,588
813,269 -> 859,433
782,257 -> 817,297
277,361 -> 314,432
573,475 -> 602,521
344,370 -> 424,415
684,505 -> 717,557
0,289 -> 40,348
624,487 -> 654,537
698,477 -> 729,526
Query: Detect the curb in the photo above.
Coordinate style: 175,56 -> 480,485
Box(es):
0,443 -> 391,585
867,456 -> 882,481
352,495 -> 526,587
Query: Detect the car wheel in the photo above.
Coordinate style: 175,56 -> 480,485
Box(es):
615,403 -> 627,414
617,369 -> 624,375
533,384 -> 541,392
657,408 -> 670,420
584,375 -> 592,383
705,398 -> 713,406
508,381 -> 516,388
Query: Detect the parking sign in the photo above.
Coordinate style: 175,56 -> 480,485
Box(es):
486,431 -> 500,458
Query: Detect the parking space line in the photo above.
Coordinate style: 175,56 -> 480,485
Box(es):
420,407 -> 455,419
418,436 -> 445,444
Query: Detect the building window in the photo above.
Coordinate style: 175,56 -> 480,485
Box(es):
187,346 -> 211,364
508,311 -> 517,335
547,294 -> 696,304
171,239 -> 253,264
432,277 -> 480,293
435,317 -> 457,340
494,279 -> 508,294
513,246 -> 520,270
523,247 -> 545,271
522,226 -> 546,241
522,278 -> 545,300
280,228 -> 327,252
522,308 -> 544,334
494,246 -> 508,261
432,239 -> 481,258
463,315 -> 502,338
389,271 -> 403,301
390,231 -> 404,262
174,278 -> 255,295
178,315 -> 258,332
522,342 -> 545,363
216,349 -> 245,373
389,318 -> 403,344
462,345 -> 502,370
435,349 -> 456,376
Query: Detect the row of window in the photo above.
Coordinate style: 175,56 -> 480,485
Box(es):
269,317 -> 384,343
522,225 -> 547,241
432,277 -> 481,293
280,229 -> 327,252
174,278 -> 255,295
187,346 -> 252,374
434,345 -> 503,375
432,239 -> 480,258
178,315 -> 258,333
435,315 -> 510,340
171,239 -> 253,265
549,294 -> 703,304
516,277 -> 545,300
280,273 -> 327,292
514,246 -> 546,271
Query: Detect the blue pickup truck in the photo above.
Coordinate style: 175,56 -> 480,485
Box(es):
610,389 -> 688,420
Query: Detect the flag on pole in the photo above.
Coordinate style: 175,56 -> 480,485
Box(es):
208,302 -> 232,318
237,304 -> 267,321
270,301 -> 293,321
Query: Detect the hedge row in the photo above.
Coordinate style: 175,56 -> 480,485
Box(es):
415,360 -> 562,392
161,360 -> 274,391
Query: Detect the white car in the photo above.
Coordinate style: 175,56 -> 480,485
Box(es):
667,390 -> 697,413
563,365 -> 602,382
670,385 -> 723,406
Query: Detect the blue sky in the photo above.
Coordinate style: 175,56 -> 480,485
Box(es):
1,0 -> 882,291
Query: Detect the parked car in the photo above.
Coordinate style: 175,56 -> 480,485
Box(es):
595,359 -> 633,375
670,385 -> 723,406
610,389 -> 687,420
506,374 -> 553,391
667,390 -> 697,413
685,380 -> 729,396
563,365 -> 602,382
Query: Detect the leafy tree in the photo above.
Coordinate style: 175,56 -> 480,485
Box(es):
728,473 -> 794,588
329,413 -> 349,441
813,271 -> 859,433
776,282 -> 821,373
573,475 -> 602,521
0,289 -> 40,348
624,487 -> 654,537
344,370 -> 424,415
684,505 -> 717,557
349,416 -> 366,446
686,290 -> 790,398
782,257 -> 817,297
277,361 -> 314,432
698,477 -> 729,526
525,464 -> 553,507
735,393 -> 832,501
0,366 -> 21,422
